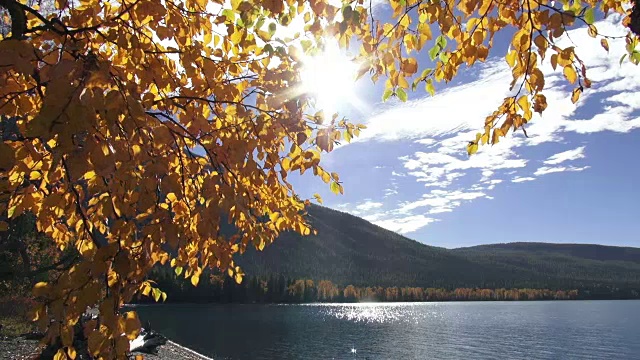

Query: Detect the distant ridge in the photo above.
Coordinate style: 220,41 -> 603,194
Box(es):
454,242 -> 640,263
234,204 -> 640,291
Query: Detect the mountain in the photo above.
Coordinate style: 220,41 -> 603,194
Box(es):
235,204 -> 489,288
454,242 -> 640,263
452,242 -> 640,288
233,205 -> 640,290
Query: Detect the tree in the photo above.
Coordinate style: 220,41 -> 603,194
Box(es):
0,0 -> 638,358
0,213 -> 76,290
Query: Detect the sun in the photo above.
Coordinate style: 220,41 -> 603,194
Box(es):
299,41 -> 360,117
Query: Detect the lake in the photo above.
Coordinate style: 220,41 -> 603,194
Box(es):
133,301 -> 640,359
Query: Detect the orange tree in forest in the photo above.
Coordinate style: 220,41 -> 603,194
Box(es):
0,0 -> 639,357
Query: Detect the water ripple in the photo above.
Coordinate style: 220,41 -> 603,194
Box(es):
135,301 -> 640,360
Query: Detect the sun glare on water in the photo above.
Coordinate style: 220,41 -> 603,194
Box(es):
299,41 -> 360,116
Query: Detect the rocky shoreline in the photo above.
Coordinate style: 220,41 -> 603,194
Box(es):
0,336 -> 213,360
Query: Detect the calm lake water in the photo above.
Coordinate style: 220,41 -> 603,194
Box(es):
133,301 -> 640,359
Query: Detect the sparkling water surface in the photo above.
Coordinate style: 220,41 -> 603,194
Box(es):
133,300 -> 640,359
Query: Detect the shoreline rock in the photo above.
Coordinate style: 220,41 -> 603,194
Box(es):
0,336 -> 213,360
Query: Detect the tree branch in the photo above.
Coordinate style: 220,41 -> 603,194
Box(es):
0,0 -> 26,39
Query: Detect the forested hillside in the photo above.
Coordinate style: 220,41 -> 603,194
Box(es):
453,242 -> 640,288
229,205 -> 640,291
142,204 -> 640,302
455,242 -> 640,263
234,204 -> 491,288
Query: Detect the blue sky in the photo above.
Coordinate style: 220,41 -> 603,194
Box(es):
290,13 -> 640,249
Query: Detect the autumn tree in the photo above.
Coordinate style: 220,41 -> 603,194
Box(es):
1,0 -> 639,357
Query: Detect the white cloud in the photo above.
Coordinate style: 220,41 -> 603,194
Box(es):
330,15 -> 640,235
415,138 -> 436,146
356,62 -> 512,143
484,179 -> 503,190
512,177 -> 536,183
334,203 -> 351,211
399,190 -> 486,214
351,15 -> 640,150
355,200 -> 383,212
333,199 -> 386,218
383,181 -> 399,198
384,188 -> 398,197
480,170 -> 494,181
534,166 -> 591,176
400,139 -> 527,189
371,215 -> 438,234
544,146 -> 586,165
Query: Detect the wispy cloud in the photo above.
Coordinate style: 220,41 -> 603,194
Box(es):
355,200 -> 383,212
399,190 -> 486,214
368,214 -> 438,234
512,177 -> 536,183
534,166 -> 591,176
544,146 -> 586,165
330,15 -> 640,235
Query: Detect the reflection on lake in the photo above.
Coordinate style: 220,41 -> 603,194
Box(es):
133,301 -> 640,359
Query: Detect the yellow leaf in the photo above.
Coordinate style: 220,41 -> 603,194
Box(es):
563,65 -> 577,84
506,50 -> 517,67
152,287 -> 161,302
467,143 -> 479,155
141,282 -> 151,296
67,347 -> 77,359
132,144 -> 141,155
123,312 -> 141,340
29,171 -> 42,180
517,96 -> 529,112
33,282 -> 48,297
234,270 -> 244,284
54,348 -> 67,360
330,181 -> 340,195
191,273 -> 200,287
282,158 -> 291,171
321,170 -> 331,183
83,170 -> 96,180
571,87 -> 582,104
420,23 -> 432,40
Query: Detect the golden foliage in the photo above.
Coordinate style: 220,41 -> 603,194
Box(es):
0,0 -> 355,357
0,0 -> 637,357
331,0 -> 637,153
